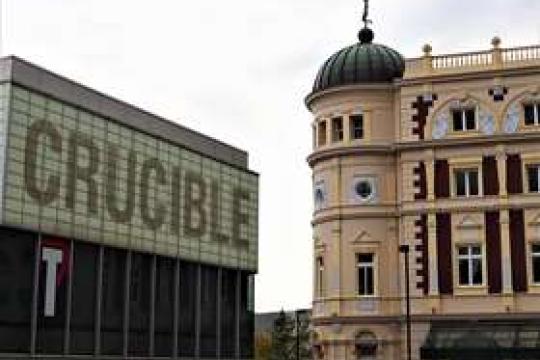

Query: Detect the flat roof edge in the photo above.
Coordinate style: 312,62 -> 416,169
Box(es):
0,55 -> 249,169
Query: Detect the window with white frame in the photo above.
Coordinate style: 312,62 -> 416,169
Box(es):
457,245 -> 483,286
350,115 -> 364,140
357,253 -> 375,296
454,169 -> 479,197
524,103 -> 540,126
532,244 -> 540,284
452,108 -> 477,131
527,165 -> 540,193
316,256 -> 325,297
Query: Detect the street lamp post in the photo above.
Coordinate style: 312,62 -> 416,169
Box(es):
399,244 -> 411,360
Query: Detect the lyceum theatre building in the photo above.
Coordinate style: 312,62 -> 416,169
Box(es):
0,56 -> 259,359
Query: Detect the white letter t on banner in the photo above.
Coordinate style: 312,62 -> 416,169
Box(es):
42,247 -> 63,317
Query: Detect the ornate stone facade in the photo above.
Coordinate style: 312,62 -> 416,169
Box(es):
307,38 -> 540,359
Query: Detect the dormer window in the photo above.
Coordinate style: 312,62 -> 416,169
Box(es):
350,115 -> 364,140
452,108 -> 476,131
332,117 -> 344,142
524,103 -> 540,126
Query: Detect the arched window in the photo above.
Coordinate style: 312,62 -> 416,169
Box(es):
355,331 -> 378,359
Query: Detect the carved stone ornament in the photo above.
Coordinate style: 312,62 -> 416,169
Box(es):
478,108 -> 496,135
504,102 -> 520,134
432,112 -> 449,139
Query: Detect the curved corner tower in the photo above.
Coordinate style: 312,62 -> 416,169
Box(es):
306,21 -> 405,359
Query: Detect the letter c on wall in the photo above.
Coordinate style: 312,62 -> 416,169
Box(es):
24,119 -> 62,205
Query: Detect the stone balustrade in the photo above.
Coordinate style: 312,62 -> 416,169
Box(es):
404,38 -> 540,79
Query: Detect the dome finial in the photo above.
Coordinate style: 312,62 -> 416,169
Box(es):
362,0 -> 372,28
359,0 -> 374,44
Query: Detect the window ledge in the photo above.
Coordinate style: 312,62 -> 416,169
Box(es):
455,285 -> 487,296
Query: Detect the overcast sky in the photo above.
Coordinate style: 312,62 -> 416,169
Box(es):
3,0 -> 540,312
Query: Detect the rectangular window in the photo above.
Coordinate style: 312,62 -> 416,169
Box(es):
331,117 -> 343,142
458,245 -> 483,286
455,169 -> 479,197
532,244 -> 540,284
524,104 -> 540,126
357,253 -> 375,296
350,115 -> 364,140
318,121 -> 327,146
316,257 -> 324,297
452,108 -> 476,131
527,165 -> 540,193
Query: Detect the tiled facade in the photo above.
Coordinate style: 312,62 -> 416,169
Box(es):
307,40 -> 540,359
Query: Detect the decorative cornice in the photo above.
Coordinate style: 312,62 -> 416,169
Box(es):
308,144 -> 395,167
312,312 -> 540,326
308,132 -> 540,167
305,83 -> 398,110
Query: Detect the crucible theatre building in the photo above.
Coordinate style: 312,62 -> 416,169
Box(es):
307,4 -> 540,360
0,56 -> 258,359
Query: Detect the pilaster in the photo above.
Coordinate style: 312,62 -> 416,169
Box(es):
343,114 -> 351,144
496,148 -> 507,198
427,214 -> 439,296
500,209 -> 514,294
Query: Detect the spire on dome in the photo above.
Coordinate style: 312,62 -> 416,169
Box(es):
362,0 -> 372,28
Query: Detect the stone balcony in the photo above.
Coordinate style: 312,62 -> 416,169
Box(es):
404,38 -> 540,79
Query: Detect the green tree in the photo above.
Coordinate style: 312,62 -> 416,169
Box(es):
268,310 -> 295,360
295,312 -> 312,360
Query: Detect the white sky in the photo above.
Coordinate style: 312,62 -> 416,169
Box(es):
2,0 -> 540,313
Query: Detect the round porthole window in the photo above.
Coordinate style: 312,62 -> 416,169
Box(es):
355,181 -> 373,200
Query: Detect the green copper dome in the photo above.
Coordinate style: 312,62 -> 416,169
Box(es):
312,28 -> 405,94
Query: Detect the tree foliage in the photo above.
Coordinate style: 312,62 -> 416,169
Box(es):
265,309 -> 311,360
